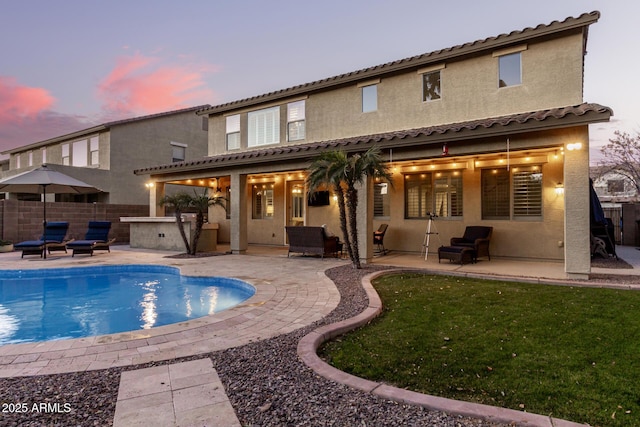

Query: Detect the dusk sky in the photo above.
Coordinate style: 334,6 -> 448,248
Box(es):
0,1 -> 637,162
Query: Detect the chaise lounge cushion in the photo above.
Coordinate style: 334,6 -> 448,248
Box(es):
14,221 -> 70,258
66,221 -> 113,256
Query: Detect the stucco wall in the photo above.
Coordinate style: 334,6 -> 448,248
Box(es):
5,110 -> 208,206
207,33 -> 584,156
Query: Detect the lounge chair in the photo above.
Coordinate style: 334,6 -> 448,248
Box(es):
449,226 -> 493,261
14,221 -> 71,258
373,224 -> 388,255
66,221 -> 115,257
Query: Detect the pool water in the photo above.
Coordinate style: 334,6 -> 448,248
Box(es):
0,265 -> 255,345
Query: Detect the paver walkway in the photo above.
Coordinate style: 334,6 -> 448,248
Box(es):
113,358 -> 240,427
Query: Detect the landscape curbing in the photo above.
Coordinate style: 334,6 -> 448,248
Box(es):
297,268 -> 589,427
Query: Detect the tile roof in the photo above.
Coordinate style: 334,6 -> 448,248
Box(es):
196,11 -> 600,116
135,103 -> 612,175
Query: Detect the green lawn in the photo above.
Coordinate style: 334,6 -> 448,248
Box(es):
319,273 -> 640,426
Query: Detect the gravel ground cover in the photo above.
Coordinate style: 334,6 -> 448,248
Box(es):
0,262 -> 631,426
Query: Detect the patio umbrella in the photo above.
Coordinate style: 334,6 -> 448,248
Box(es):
0,165 -> 102,258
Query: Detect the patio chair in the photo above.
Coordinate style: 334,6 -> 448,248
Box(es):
66,221 -> 115,257
14,221 -> 71,258
373,224 -> 388,255
450,226 -> 493,261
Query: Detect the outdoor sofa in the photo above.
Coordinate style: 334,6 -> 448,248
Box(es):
285,226 -> 340,258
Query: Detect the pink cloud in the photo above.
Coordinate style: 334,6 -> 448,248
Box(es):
0,77 -> 55,123
0,77 -> 75,153
97,53 -> 217,116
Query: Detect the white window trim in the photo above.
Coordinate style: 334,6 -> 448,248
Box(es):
356,78 -> 381,88
417,63 -> 446,74
492,44 -> 528,57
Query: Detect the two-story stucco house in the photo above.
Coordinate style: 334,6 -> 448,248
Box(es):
136,11 -> 612,278
1,105 -> 209,205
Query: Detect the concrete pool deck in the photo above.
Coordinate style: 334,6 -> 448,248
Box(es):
0,245 -> 343,377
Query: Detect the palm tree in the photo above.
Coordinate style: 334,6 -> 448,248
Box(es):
189,189 -> 226,255
307,146 -> 391,269
308,151 -> 354,264
159,192 -> 193,254
160,189 -> 227,255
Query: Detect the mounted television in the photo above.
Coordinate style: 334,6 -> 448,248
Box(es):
308,190 -> 330,206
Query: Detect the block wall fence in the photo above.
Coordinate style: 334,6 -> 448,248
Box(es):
0,199 -> 148,244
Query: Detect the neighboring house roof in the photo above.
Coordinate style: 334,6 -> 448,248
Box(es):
136,103 -> 612,175
2,105 -> 210,155
196,11 -> 600,116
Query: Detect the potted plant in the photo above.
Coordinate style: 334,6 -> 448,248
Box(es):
0,239 -> 14,253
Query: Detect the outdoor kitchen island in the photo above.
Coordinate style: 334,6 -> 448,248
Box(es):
120,216 -> 218,252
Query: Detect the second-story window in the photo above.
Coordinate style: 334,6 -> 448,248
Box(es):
362,84 -> 377,113
287,100 -> 306,142
71,140 -> 88,167
62,144 -> 70,165
90,136 -> 99,166
226,114 -> 240,150
248,106 -> 279,147
15,154 -> 21,169
28,151 -> 33,167
41,147 -> 47,164
498,52 -> 521,87
171,142 -> 186,162
422,70 -> 441,102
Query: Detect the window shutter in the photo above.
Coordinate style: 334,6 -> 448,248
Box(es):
482,169 -> 510,219
248,107 -> 280,147
513,169 -> 542,216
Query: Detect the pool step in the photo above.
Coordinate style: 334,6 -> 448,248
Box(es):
113,358 -> 240,426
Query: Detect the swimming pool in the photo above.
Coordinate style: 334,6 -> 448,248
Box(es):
0,265 -> 255,345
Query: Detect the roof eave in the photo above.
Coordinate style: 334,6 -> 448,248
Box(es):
137,104 -> 612,176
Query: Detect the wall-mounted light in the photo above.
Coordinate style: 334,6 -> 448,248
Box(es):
566,142 -> 583,151
555,183 -> 565,195
442,143 -> 449,156
145,182 -> 155,189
